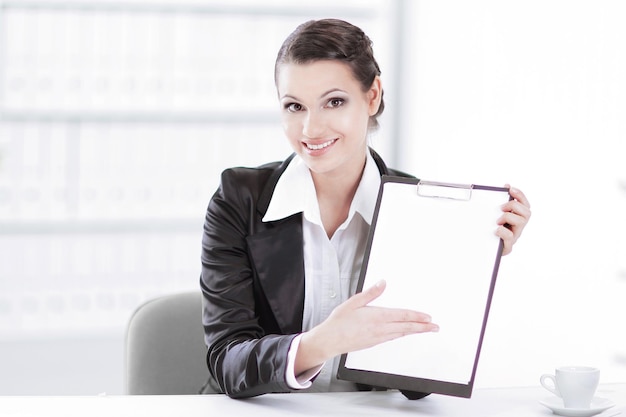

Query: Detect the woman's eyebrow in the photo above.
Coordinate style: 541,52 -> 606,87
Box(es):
320,88 -> 347,98
280,88 -> 347,102
279,94 -> 299,101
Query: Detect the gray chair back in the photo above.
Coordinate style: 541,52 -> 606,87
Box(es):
125,291 -> 213,394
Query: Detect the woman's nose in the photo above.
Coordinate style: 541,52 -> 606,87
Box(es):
302,110 -> 325,138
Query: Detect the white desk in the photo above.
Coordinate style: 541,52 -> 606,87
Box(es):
1,384 -> 625,417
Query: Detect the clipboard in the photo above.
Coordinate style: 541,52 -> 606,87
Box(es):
337,176 -> 511,398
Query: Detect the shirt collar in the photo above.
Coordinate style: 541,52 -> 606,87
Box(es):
263,152 -> 381,226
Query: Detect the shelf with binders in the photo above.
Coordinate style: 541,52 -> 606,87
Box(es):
0,121 -> 292,233
0,1 -> 390,116
0,229 -> 203,339
0,0 -> 394,233
0,9 -> 274,131
0,123 -> 294,338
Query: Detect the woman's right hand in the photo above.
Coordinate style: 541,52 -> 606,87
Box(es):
295,279 -> 438,375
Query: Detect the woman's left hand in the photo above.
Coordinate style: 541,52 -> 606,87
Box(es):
497,185 -> 531,255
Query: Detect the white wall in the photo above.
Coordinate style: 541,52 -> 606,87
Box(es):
400,1 -> 626,387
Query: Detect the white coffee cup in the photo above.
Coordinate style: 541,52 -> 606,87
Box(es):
540,366 -> 600,409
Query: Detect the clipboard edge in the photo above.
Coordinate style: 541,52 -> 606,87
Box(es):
336,364 -> 474,398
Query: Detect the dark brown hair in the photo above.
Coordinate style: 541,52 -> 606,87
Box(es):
274,19 -> 384,129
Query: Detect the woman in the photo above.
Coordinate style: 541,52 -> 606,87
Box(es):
200,18 -> 531,399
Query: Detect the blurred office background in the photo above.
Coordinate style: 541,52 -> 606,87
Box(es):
0,0 -> 624,395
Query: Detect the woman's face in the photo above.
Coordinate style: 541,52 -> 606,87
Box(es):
276,60 -> 381,179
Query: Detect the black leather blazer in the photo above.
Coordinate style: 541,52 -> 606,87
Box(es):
200,148 -> 426,399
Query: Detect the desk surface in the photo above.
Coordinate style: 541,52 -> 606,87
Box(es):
1,384 -> 625,417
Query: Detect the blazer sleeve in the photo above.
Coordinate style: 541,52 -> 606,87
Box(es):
200,168 -> 297,398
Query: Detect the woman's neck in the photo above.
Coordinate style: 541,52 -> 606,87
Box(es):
311,155 -> 367,239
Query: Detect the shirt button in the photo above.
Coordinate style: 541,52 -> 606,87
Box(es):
329,290 -> 337,299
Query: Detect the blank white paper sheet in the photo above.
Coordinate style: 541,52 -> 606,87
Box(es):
342,178 -> 510,389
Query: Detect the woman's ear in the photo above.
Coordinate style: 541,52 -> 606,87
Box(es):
367,76 -> 383,116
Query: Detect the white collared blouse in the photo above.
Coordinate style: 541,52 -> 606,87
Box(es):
262,151 -> 381,392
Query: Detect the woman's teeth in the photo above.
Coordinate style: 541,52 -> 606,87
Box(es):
306,139 -> 336,150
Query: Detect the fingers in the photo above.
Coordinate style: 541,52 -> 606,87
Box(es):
496,225 -> 515,255
384,321 -> 440,337
349,308 -> 438,350
500,200 -> 531,225
497,210 -> 522,255
370,307 -> 438,334
506,185 -> 531,209
497,202 -> 530,240
497,210 -> 527,233
377,307 -> 433,326
497,185 -> 531,255
383,311 -> 439,334
367,323 -> 439,347
344,281 -> 437,331
341,279 -> 386,309
501,186 -> 531,223
366,309 -> 440,346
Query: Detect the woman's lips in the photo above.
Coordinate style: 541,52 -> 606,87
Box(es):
304,138 -> 337,151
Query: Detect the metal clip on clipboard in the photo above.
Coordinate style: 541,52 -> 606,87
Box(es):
416,180 -> 473,201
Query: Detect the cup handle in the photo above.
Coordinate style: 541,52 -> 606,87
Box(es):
540,374 -> 561,397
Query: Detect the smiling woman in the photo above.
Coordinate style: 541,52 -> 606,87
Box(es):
199,18 -> 531,399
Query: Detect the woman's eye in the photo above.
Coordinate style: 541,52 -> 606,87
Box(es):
327,98 -> 345,108
285,103 -> 303,112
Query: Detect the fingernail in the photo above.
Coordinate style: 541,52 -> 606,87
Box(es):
431,325 -> 440,332
375,279 -> 386,288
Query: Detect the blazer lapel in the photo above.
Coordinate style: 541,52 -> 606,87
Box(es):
246,213 -> 305,335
